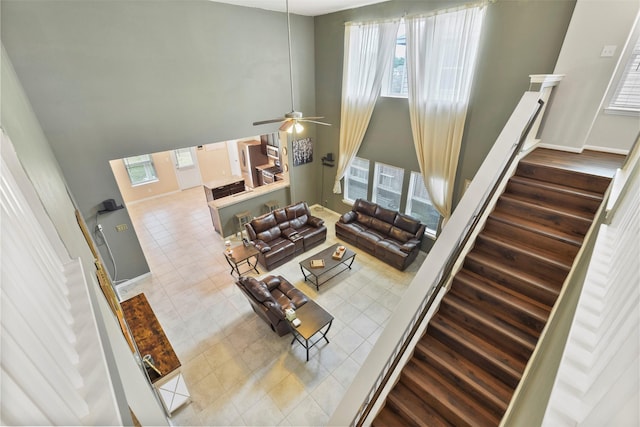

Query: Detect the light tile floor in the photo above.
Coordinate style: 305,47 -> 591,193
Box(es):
117,187 -> 426,426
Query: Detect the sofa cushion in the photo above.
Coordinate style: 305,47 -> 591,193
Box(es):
252,213 -> 277,233
370,217 -> 392,235
290,214 -> 309,229
374,206 -> 397,224
356,212 -> 373,227
388,226 -> 414,243
286,202 -> 309,220
242,277 -> 275,304
393,213 -> 421,235
354,199 -> 377,216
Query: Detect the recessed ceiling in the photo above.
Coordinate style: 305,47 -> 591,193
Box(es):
208,0 -> 390,16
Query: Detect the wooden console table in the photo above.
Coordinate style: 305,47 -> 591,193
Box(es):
121,293 -> 190,415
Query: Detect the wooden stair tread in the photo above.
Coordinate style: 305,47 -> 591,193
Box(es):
452,269 -> 550,335
402,360 -> 501,427
414,339 -> 512,415
508,174 -> 604,201
372,406 -> 411,427
498,193 -> 594,223
428,314 -> 525,387
489,209 -> 584,247
440,293 -> 537,358
384,382 -> 453,427
475,232 -> 573,272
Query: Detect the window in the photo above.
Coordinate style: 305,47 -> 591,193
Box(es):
345,157 -> 370,202
609,36 -> 640,113
406,171 -> 441,236
372,162 -> 404,210
381,22 -> 407,97
174,148 -> 195,169
123,154 -> 158,186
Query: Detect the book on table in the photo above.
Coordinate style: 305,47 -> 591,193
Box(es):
310,259 -> 325,268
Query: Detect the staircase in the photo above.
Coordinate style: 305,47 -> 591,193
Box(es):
372,148 -> 620,427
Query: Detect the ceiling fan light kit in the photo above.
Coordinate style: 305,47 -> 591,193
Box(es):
252,0 -> 330,132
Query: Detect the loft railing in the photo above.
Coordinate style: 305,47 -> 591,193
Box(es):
329,92 -> 545,426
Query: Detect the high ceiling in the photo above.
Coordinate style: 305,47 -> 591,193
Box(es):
208,0 -> 390,16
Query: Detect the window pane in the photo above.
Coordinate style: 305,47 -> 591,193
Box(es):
123,154 -> 157,185
373,162 -> 404,210
383,22 -> 408,97
174,148 -> 195,169
345,157 -> 370,202
610,37 -> 640,111
406,171 -> 440,235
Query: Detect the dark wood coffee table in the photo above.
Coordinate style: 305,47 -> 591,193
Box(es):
289,299 -> 334,361
299,243 -> 356,290
224,244 -> 259,277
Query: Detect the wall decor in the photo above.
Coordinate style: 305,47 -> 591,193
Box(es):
292,137 -> 313,166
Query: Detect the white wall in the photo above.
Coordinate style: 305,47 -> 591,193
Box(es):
540,0 -> 640,152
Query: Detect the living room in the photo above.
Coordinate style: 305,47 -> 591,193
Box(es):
2,0 -> 639,425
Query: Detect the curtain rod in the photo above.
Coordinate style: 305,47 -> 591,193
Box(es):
344,0 -> 493,27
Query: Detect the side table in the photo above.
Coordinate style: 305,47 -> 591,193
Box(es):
224,244 -> 260,277
289,299 -> 334,361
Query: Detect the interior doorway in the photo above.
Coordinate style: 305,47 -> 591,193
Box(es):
171,147 -> 202,190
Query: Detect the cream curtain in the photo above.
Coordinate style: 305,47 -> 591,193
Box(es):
406,5 -> 486,219
333,19 -> 400,194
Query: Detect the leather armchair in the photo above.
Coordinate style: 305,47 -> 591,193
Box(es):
236,275 -> 308,336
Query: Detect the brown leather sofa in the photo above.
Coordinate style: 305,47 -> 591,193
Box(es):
235,275 -> 308,336
335,199 -> 425,270
245,201 -> 327,270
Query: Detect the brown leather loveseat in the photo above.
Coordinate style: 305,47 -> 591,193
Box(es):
335,199 -> 425,270
245,201 -> 326,270
236,275 -> 308,336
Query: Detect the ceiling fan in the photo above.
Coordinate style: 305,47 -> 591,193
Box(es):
252,0 -> 331,133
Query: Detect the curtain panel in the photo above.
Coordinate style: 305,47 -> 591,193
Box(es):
333,19 -> 400,194
406,5 -> 486,220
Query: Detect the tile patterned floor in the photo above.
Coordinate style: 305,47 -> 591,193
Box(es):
117,187 -> 426,426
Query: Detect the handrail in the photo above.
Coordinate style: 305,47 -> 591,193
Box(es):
351,97 -> 545,426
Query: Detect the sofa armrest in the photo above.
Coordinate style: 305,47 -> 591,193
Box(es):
264,300 -> 285,320
339,211 -> 357,224
281,228 -> 299,239
308,216 -> 325,227
400,239 -> 420,254
253,240 -> 271,253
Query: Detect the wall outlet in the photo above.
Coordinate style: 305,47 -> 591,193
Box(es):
115,224 -> 128,232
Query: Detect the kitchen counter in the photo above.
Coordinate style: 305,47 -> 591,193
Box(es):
203,175 -> 244,190
206,180 -> 291,238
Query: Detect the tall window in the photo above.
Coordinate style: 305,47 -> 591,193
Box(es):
372,162 -> 404,210
406,171 -> 441,236
345,157 -> 370,202
381,22 -> 408,97
609,36 -> 640,113
123,154 -> 157,186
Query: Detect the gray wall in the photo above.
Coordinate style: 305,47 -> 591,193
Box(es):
2,0 -> 316,279
314,0 -> 576,216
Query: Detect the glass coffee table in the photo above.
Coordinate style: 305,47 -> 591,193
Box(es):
299,243 -> 356,290
224,244 -> 260,277
288,299 -> 334,362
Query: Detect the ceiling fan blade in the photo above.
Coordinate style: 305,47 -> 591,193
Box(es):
300,116 -> 325,120
299,119 -> 332,126
279,120 -> 294,132
253,118 -> 285,126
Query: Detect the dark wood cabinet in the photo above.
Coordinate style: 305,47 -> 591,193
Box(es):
204,178 -> 245,202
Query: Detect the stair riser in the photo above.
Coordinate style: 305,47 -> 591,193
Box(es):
495,198 -> 591,240
463,255 -> 559,308
428,320 -> 522,388
484,217 -> 579,263
472,237 -> 570,285
450,279 -> 547,337
515,162 -> 611,193
438,299 -> 534,362
505,180 -> 602,217
413,343 -> 510,418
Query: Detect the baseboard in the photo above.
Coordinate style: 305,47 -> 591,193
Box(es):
536,143 -> 583,153
583,145 -> 630,156
124,190 -> 181,206
115,272 -> 151,291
